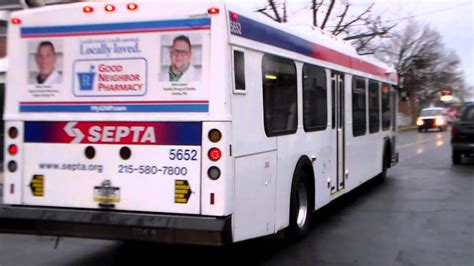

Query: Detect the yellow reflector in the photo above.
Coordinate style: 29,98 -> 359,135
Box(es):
265,74 -> 277,80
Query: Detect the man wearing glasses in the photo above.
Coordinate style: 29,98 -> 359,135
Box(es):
160,35 -> 200,82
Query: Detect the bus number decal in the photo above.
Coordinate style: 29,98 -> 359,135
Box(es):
169,149 -> 198,161
230,21 -> 242,35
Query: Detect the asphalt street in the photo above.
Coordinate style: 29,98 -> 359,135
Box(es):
0,129 -> 472,266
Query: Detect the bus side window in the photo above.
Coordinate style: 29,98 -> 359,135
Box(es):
233,50 -> 246,92
352,77 -> 367,137
368,80 -> 380,134
262,54 -> 297,137
381,83 -> 391,131
303,64 -> 327,132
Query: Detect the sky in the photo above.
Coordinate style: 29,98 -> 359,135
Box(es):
233,0 -> 474,92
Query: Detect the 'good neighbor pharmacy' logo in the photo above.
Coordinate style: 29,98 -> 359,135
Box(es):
73,59 -> 147,97
77,65 -> 96,91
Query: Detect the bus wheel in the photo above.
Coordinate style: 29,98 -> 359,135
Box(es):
452,150 -> 462,165
377,148 -> 389,183
286,172 -> 312,240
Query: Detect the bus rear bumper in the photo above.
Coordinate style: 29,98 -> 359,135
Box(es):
0,205 -> 232,246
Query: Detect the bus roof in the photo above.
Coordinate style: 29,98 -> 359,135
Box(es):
226,2 -> 397,83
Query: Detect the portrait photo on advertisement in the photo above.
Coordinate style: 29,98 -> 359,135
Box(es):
28,40 -> 63,85
159,33 -> 202,83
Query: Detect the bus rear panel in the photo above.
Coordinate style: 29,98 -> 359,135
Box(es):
1,2 -> 234,245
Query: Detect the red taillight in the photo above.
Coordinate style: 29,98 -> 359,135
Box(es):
8,144 -> 18,156
127,3 -> 138,10
451,126 -> 457,137
208,7 -> 220,14
105,4 -> 116,12
11,18 -> 21,25
230,12 -> 238,21
208,148 -> 222,161
83,6 -> 94,13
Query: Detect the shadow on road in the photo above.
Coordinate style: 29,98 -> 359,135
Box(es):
70,176 -> 393,266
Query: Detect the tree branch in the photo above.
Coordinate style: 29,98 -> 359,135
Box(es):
332,3 -> 349,35
321,0 -> 335,29
312,0 -> 324,27
268,0 -> 282,22
333,3 -> 374,35
257,8 -> 280,22
344,31 -> 388,41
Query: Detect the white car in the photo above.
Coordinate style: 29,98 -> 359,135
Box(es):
416,107 -> 448,132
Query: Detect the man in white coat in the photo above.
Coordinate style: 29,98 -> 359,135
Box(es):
160,35 -> 200,83
35,41 -> 62,85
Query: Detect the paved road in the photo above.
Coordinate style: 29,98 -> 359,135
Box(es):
0,130 -> 473,266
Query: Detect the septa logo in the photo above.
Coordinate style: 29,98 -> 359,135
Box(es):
25,121 -> 201,146
64,122 -> 85,143
63,122 -> 156,144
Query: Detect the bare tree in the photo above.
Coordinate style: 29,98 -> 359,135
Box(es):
257,0 -> 286,23
376,21 -> 466,124
257,1 -> 396,54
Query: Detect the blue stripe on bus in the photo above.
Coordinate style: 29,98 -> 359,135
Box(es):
21,18 -> 211,36
230,13 -> 316,58
19,104 -> 209,113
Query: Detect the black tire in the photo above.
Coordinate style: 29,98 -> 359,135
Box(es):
286,172 -> 312,241
418,127 -> 422,133
452,150 -> 462,165
377,148 -> 389,183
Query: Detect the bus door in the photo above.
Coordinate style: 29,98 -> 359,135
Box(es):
330,72 -> 345,193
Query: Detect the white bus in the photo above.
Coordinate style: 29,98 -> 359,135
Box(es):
0,2 -> 398,245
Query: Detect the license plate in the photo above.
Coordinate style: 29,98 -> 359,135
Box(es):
94,186 -> 120,203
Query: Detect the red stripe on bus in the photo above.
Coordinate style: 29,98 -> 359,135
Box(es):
314,44 -> 387,78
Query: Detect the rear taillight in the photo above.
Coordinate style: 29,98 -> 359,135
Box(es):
451,126 -> 457,137
11,18 -> 21,25
207,128 -> 223,181
208,148 -> 222,161
207,166 -> 221,180
8,127 -> 18,139
8,161 -> 18,173
208,129 -> 222,143
8,144 -> 18,156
